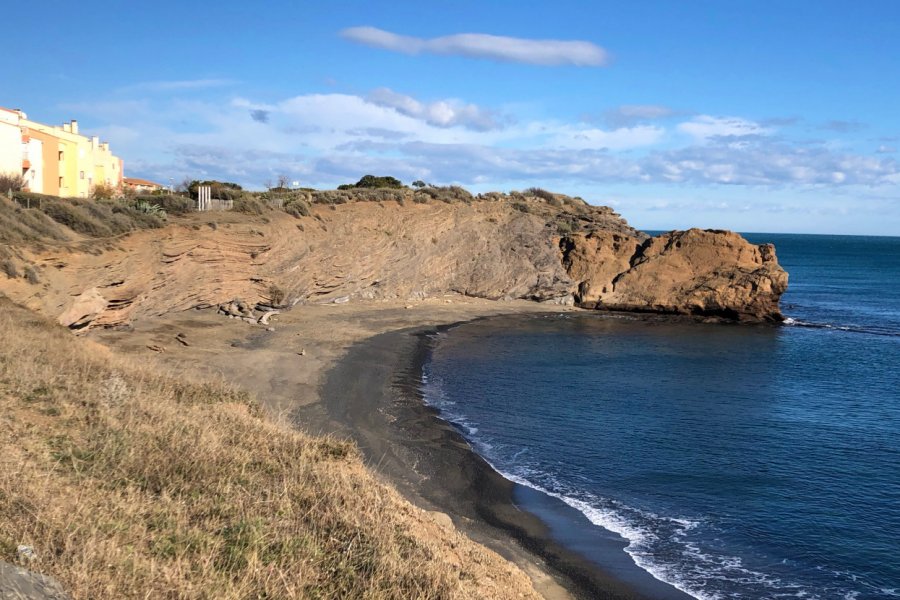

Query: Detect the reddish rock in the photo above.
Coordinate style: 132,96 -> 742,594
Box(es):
561,228 -> 788,322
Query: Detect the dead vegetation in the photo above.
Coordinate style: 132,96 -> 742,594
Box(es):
0,297 -> 539,599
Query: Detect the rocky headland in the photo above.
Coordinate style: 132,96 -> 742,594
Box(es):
0,189 -> 787,329
0,187 -> 788,600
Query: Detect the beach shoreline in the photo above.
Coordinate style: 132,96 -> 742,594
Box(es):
92,298 -> 692,599
319,316 -> 694,600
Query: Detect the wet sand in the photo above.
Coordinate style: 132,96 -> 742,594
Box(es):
93,296 -> 692,600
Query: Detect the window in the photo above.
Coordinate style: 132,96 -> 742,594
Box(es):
79,171 -> 84,180
59,177 -> 64,187
58,150 -> 64,161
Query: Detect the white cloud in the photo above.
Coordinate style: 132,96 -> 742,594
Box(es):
72,91 -> 900,198
677,115 -> 769,141
547,123 -> 666,150
366,88 -> 504,131
340,26 -> 609,66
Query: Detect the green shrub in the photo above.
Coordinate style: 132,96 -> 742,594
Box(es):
91,182 -> 119,200
24,265 -> 39,284
133,200 -> 167,218
525,187 -> 556,202
141,194 -> 192,215
187,180 -> 243,200
41,199 -> 114,237
312,190 -> 352,205
1,259 -> 18,279
556,219 -> 577,235
268,284 -> 286,306
418,185 -> 473,204
283,198 -> 310,218
232,197 -> 266,214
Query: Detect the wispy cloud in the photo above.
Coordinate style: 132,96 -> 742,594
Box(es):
677,115 -> 770,141
80,90 -> 899,199
604,104 -> 676,127
366,88 -> 505,131
118,79 -> 237,93
340,26 -> 609,66
819,119 -> 865,133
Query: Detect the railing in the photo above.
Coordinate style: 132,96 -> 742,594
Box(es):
195,198 -> 234,211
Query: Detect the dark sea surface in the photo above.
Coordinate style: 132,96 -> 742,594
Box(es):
422,234 -> 900,599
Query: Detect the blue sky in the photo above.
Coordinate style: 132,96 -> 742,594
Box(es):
3,0 -> 899,234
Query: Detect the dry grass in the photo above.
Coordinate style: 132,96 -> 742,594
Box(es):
0,297 -> 538,600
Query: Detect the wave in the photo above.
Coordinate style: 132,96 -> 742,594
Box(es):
782,317 -> 900,338
423,367 -> 891,599
476,448 -> 893,600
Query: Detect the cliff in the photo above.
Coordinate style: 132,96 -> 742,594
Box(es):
0,190 -> 787,327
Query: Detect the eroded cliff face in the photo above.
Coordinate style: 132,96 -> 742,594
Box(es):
560,228 -> 788,322
0,194 -> 787,328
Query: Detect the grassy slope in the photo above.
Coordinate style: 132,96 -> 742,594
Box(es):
0,297 -> 539,599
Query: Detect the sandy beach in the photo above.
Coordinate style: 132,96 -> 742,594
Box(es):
93,295 -> 691,600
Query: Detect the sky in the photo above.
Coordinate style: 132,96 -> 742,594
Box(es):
2,0 -> 899,235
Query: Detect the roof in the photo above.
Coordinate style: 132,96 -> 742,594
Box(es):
124,177 -> 164,187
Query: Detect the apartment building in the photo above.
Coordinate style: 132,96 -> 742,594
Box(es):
0,107 -> 123,197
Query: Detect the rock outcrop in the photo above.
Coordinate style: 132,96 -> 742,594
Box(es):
0,193 -> 787,327
561,228 -> 788,322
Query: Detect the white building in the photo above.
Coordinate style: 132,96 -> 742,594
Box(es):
23,135 -> 43,193
0,107 -> 22,180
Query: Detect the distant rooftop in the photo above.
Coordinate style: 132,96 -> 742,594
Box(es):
124,177 -> 164,187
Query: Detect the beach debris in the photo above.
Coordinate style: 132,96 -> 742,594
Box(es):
405,304 -> 414,309
16,545 -> 36,564
297,348 -> 306,356
174,333 -> 190,346
257,310 -> 280,326
218,298 -> 256,319
332,295 -> 350,304
146,344 -> 165,353
266,327 -> 275,332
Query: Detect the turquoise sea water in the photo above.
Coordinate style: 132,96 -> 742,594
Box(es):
422,234 -> 900,599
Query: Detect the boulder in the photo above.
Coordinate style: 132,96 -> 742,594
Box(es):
57,288 -> 107,329
561,229 -> 788,322
0,561 -> 70,600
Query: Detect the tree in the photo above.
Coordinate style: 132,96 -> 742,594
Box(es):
353,174 -> 403,189
412,180 -> 427,188
0,172 -> 24,194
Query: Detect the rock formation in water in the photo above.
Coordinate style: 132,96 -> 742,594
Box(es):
560,228 -> 788,322
0,190 -> 787,327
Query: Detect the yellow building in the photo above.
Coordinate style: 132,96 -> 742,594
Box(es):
17,116 -> 124,197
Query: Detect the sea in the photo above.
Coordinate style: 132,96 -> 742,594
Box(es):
421,233 -> 900,599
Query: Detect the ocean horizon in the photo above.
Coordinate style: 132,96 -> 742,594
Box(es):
422,232 -> 900,599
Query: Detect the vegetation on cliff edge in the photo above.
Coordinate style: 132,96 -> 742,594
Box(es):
0,297 -> 538,599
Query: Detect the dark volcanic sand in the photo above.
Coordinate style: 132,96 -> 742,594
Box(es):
319,324 -> 693,600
